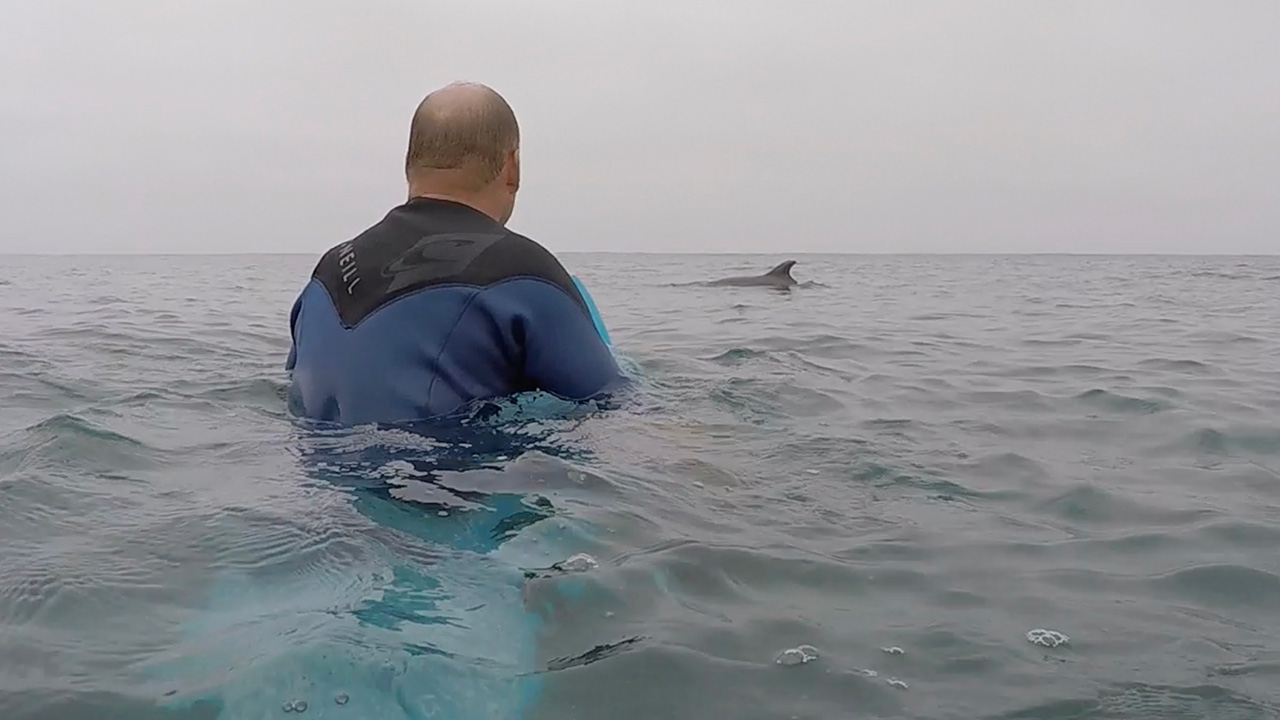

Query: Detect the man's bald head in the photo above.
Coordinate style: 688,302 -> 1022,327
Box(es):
404,82 -> 520,192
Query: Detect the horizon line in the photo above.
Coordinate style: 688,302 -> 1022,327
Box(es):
2,250 -> 1278,257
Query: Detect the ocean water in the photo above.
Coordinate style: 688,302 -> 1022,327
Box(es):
3,253 -> 1280,719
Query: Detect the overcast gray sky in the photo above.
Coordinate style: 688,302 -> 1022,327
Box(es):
2,0 -> 1277,254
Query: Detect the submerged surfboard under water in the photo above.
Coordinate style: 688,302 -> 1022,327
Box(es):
145,452 -> 605,719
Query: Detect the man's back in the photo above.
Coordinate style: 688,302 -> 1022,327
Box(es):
285,197 -> 623,425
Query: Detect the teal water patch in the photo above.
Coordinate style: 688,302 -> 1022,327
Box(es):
148,551 -> 545,719
144,490 -> 599,719
144,421 -> 606,718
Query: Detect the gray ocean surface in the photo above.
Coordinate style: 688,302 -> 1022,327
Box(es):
3,253 -> 1280,719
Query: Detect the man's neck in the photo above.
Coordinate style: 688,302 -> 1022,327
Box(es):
407,190 -> 502,224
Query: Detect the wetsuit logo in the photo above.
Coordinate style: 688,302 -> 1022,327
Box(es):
381,232 -> 504,293
337,241 -> 360,295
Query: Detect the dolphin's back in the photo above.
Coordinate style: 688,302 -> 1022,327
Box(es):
708,260 -> 798,287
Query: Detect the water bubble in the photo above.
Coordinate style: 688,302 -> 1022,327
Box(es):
334,693 -> 349,705
775,645 -> 819,666
437,510 -> 449,517
280,699 -> 310,713
881,646 -> 904,655
775,649 -> 808,666
1026,628 -> 1069,648
555,553 -> 598,573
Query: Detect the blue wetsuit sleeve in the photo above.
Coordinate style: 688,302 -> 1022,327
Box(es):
480,279 -> 624,401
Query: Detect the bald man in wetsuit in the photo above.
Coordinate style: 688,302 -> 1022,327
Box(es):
285,82 -> 625,425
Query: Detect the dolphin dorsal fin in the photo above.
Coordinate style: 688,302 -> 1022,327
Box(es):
766,260 -> 796,279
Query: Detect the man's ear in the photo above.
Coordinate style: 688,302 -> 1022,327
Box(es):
507,147 -> 520,192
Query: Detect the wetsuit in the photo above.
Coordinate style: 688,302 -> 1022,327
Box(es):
285,197 -> 625,426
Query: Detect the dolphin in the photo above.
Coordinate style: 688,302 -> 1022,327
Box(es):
707,260 -> 798,288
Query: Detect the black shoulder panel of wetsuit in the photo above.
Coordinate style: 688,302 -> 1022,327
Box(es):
311,198 -> 587,328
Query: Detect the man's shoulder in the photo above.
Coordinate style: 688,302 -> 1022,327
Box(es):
463,231 -> 587,311
465,230 -> 573,287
